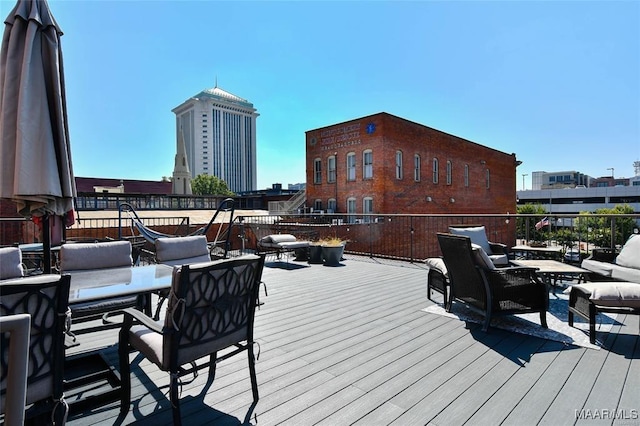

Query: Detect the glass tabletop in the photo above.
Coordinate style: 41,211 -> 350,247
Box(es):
67,264 -> 173,303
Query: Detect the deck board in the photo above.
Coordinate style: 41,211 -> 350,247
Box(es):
61,256 -> 639,426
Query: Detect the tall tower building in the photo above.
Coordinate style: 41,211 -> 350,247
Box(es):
172,85 -> 259,193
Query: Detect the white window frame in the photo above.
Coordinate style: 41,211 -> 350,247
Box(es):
314,158 -> 322,184
347,152 -> 356,181
363,150 -> 373,179
464,164 -> 469,187
363,197 -> 373,223
327,198 -> 337,213
486,169 -> 491,189
414,154 -> 421,182
395,151 -> 403,180
446,160 -> 452,185
328,155 -> 336,183
432,158 -> 439,184
347,197 -> 357,223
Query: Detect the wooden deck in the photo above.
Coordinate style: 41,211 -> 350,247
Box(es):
65,255 -> 640,426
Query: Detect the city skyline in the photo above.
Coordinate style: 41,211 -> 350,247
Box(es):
31,0 -> 640,190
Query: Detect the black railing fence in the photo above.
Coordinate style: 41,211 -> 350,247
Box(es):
3,213 -> 638,264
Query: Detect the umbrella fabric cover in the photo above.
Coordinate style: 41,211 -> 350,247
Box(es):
0,0 -> 76,218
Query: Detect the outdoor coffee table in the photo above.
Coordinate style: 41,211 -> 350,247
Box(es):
510,259 -> 589,293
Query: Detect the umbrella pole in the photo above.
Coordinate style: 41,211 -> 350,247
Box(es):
43,215 -> 52,274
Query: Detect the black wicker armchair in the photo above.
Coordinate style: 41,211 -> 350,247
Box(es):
437,233 -> 549,331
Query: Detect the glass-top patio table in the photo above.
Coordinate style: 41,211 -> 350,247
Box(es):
67,263 -> 173,303
64,263 -> 173,414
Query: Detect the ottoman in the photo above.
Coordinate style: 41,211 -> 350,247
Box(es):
567,282 -> 640,344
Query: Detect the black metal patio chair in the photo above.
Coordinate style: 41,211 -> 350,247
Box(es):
118,254 -> 265,425
0,274 -> 71,425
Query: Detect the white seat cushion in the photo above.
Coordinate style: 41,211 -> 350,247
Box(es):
568,282 -> 640,308
615,234 -> 640,269
425,257 -> 448,279
449,226 -> 492,254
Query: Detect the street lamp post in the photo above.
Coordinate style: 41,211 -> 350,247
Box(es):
334,152 -> 338,213
607,167 -> 614,179
522,173 -> 528,191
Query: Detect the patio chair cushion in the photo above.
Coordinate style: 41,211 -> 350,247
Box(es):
261,234 -> 297,244
615,234 -> 640,269
60,240 -> 132,271
449,226 -> 492,254
155,236 -> 210,266
567,282 -> 640,308
425,257 -> 448,278
471,244 -> 496,271
0,247 -> 24,279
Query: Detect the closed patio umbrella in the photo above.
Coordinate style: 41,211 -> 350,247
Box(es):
0,0 -> 76,272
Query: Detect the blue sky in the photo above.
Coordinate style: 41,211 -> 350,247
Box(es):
9,0 -> 639,190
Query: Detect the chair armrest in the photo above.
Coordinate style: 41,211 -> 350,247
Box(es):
489,242 -> 508,255
121,307 -> 163,333
589,248 -> 617,263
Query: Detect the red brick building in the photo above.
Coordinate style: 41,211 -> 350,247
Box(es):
305,112 -> 520,215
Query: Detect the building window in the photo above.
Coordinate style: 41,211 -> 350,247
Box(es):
363,150 -> 373,179
314,199 -> 322,212
395,151 -> 403,180
446,160 -> 452,185
314,158 -> 322,184
347,197 -> 357,223
347,152 -> 356,181
328,155 -> 336,183
486,169 -> 491,189
464,164 -> 469,187
363,197 -> 373,223
432,158 -> 439,184
414,154 -> 421,181
328,198 -> 337,213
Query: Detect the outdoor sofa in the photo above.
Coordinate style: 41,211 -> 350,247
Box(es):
580,234 -> 640,283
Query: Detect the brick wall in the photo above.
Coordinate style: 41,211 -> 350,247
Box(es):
305,112 -> 518,215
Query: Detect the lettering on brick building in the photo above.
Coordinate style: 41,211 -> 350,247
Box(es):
319,123 -> 362,150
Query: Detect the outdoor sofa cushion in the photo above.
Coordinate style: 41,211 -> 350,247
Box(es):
581,234 -> 640,283
0,247 -> 24,279
566,282 -> 640,308
155,236 -> 210,266
60,240 -> 133,271
615,234 -> 640,269
425,257 -> 448,279
259,234 -> 310,250
471,244 -> 496,271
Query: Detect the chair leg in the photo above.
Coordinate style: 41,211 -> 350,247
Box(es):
482,311 -> 491,332
248,345 -> 259,402
208,352 -> 218,383
170,372 -> 182,426
118,330 -> 131,415
589,303 -> 597,344
539,311 -> 548,328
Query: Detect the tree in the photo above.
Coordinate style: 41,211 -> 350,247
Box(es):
191,174 -> 234,196
574,204 -> 636,248
516,204 -> 547,241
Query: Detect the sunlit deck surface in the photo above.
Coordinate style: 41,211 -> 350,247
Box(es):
66,255 -> 640,426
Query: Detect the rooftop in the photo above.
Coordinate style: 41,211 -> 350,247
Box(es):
65,255 -> 639,425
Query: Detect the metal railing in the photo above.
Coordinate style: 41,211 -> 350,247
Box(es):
3,213 -> 638,264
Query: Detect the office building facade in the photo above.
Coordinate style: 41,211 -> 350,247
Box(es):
172,86 -> 259,192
